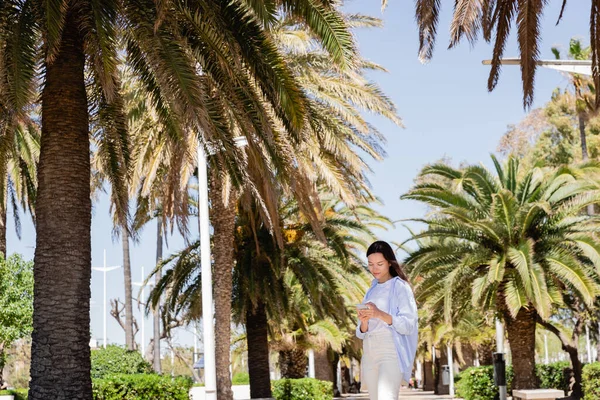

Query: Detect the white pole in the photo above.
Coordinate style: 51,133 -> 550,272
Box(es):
171,347 -> 175,377
495,319 -> 507,400
141,266 -> 145,355
194,323 -> 199,363
495,319 -> 504,353
447,343 -> 454,397
103,249 -> 107,348
308,349 -> 315,378
336,360 -> 342,394
92,250 -> 121,349
198,143 -> 217,400
544,333 -> 549,365
587,325 -> 592,364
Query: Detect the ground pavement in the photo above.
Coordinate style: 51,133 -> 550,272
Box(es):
337,388 -> 460,399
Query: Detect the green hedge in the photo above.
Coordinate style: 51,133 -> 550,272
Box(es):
583,362 -> 600,400
232,372 -> 249,385
536,361 -> 569,393
272,378 -> 332,400
92,374 -> 193,400
0,389 -> 27,400
455,366 -> 513,400
91,345 -> 153,379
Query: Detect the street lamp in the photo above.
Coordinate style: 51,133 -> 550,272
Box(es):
92,249 -> 121,348
482,58 -> 592,76
197,135 -> 248,400
133,265 -> 154,356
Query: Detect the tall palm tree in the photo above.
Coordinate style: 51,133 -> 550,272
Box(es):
0,1 -> 353,397
411,1 -> 600,108
402,156 -> 600,390
134,11 -> 397,399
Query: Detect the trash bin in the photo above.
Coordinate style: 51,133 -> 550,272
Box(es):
441,365 -> 450,386
493,353 -> 506,386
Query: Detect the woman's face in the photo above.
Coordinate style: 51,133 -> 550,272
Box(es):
368,252 -> 392,283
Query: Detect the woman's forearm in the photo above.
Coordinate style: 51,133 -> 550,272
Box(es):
377,311 -> 393,325
360,320 -> 369,333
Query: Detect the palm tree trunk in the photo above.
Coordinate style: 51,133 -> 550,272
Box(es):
0,174 -> 6,258
537,316 -> 583,399
505,307 -> 538,390
122,230 -> 135,350
153,218 -> 163,373
246,300 -> 271,398
0,345 -> 5,388
314,348 -> 334,383
209,173 -> 236,400
579,113 -> 589,162
29,10 -> 92,399
279,349 -> 307,379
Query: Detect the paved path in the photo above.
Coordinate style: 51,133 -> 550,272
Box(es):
338,389 -> 460,399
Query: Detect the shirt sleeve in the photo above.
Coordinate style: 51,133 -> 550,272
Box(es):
356,317 -> 367,339
391,281 -> 418,335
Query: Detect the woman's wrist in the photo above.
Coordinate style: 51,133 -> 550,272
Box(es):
378,311 -> 393,325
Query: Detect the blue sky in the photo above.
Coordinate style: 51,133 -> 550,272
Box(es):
6,1 -> 590,351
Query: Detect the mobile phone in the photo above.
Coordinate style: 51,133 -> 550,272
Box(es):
356,304 -> 369,310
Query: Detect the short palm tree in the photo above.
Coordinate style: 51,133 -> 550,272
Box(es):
402,156 -> 600,390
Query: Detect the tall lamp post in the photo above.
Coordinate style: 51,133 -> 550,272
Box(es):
197,136 -> 248,400
133,265 -> 154,355
92,249 -> 121,348
482,58 -> 592,76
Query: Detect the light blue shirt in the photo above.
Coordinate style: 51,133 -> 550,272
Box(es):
356,277 -> 419,384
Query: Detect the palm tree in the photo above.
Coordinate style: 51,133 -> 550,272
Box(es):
552,39 -> 595,164
411,1 -> 600,108
402,156 -> 600,390
0,120 -> 39,257
133,11 -> 397,398
1,0 -> 352,397
147,194 -> 388,397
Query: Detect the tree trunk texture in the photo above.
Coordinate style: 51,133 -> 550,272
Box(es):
122,231 -> 135,350
434,347 -> 449,395
279,349 -> 307,379
505,307 -> 538,390
0,176 -> 6,258
314,348 -> 335,383
565,345 -> 583,399
153,218 -> 163,373
579,114 -> 596,218
246,301 -> 271,399
477,340 -> 495,366
0,346 -> 5,388
209,173 -> 236,400
537,315 -> 584,399
29,10 -> 92,399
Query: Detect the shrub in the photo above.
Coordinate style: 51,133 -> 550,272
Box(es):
536,361 -> 569,394
583,362 -> 600,400
455,366 -> 514,400
0,389 -> 27,400
90,345 -> 152,379
232,372 -> 249,385
272,378 -> 333,400
92,374 -> 193,400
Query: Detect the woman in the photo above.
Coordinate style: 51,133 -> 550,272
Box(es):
356,241 -> 418,400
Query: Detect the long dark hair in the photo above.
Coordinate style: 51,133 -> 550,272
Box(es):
367,240 -> 410,283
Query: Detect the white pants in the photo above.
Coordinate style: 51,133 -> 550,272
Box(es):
362,329 -> 402,400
